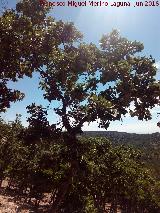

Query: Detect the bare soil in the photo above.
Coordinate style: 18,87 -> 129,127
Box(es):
0,180 -> 50,213
0,180 -> 121,213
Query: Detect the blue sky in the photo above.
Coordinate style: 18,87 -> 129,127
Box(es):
1,0 -> 160,133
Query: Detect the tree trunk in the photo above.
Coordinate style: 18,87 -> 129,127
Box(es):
49,133 -> 79,212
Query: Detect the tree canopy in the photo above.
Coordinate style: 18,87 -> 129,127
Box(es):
0,0 -> 49,111
40,28 -> 159,133
0,0 -> 159,130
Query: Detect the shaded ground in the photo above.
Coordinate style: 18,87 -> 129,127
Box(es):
0,180 -> 50,213
0,190 -> 50,213
0,180 -> 121,213
0,192 -> 121,213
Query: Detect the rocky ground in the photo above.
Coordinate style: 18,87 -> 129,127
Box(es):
0,180 -> 49,213
0,191 -> 49,213
0,194 -> 121,213
0,180 -> 121,213
0,194 -> 25,213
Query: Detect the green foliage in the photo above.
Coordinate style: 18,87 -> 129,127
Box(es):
1,0 -> 159,124
39,27 -> 159,132
0,118 -> 160,212
0,0 -> 160,212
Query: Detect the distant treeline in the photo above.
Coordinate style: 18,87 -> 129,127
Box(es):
83,131 -> 160,147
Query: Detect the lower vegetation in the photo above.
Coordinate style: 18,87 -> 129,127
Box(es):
0,116 -> 160,213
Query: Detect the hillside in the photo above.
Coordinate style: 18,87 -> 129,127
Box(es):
83,131 -> 160,148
